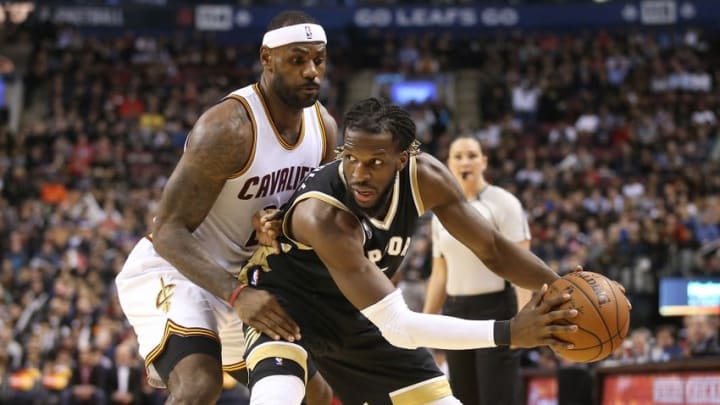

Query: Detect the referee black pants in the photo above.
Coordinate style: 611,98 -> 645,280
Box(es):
444,286 -> 520,405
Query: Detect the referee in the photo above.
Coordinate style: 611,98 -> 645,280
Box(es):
423,135 -> 533,405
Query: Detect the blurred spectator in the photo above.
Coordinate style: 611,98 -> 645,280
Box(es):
61,347 -> 109,405
683,314 -> 720,357
627,327 -> 653,363
106,344 -> 142,405
651,324 -> 684,362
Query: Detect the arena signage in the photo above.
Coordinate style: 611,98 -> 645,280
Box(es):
37,5 -> 124,27
353,7 -> 519,28
195,4 -> 233,31
603,372 -> 720,404
27,1 -> 720,36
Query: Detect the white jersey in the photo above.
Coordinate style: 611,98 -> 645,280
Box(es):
117,83 -> 326,383
192,83 -> 327,273
431,185 -> 530,296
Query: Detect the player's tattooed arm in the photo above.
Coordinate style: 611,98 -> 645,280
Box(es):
415,153 -> 559,290
152,99 -> 250,300
152,99 -> 300,341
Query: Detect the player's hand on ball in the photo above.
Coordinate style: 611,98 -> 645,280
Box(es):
509,284 -> 578,350
232,287 -> 301,342
252,208 -> 283,253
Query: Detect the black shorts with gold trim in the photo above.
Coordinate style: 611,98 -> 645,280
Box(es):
311,328 -> 447,405
244,322 -> 447,405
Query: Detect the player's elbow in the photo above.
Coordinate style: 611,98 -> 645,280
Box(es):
150,217 -> 181,255
360,290 -> 418,349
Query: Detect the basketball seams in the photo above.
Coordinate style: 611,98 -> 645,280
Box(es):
561,274 -> 612,362
564,274 -> 613,344
563,318 -> 630,362
547,272 -> 630,363
603,277 -> 627,347
566,316 -> 631,355
547,280 -> 606,361
563,325 -> 604,362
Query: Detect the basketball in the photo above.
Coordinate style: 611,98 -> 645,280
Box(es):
543,271 -> 631,363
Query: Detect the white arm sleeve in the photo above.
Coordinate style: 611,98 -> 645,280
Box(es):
360,289 -> 498,350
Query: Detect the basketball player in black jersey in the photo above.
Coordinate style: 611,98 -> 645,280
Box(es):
240,98 -> 579,404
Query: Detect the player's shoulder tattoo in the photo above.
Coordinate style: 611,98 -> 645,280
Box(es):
185,99 -> 255,177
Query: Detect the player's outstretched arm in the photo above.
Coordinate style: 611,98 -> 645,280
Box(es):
151,99 -> 300,342
415,153 -> 559,291
287,198 -> 577,351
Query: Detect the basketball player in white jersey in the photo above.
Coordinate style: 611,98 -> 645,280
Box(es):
115,11 -> 336,405
424,135 -> 533,405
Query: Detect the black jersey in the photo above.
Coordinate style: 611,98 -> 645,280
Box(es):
246,156 -> 425,347
243,155 -> 448,404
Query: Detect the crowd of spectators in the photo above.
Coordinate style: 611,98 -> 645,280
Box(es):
397,27 -> 720,322
0,15 -> 718,404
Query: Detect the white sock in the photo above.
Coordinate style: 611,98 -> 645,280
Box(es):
250,375 -> 305,405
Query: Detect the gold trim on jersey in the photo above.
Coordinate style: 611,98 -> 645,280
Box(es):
238,246 -> 274,285
408,155 -> 425,215
367,171 -> 399,230
337,158 -> 345,186
222,361 -> 247,373
144,320 -> 220,368
223,94 -> 258,179
246,342 -> 308,383
389,376 -> 453,405
281,190 -> 365,249
252,83 -> 305,150
243,326 -> 262,352
245,245 -> 274,272
314,103 -> 328,161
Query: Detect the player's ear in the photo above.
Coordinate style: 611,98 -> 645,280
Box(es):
397,150 -> 409,171
260,46 -> 273,72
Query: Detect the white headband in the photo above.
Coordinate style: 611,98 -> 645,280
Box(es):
262,23 -> 327,48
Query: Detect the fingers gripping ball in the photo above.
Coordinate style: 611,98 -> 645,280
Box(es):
543,271 -> 631,363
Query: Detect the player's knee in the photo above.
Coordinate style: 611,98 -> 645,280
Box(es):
169,367 -> 224,405
166,353 -> 224,405
156,334 -> 224,404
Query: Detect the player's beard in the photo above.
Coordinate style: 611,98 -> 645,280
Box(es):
272,75 -> 318,109
347,177 -> 395,220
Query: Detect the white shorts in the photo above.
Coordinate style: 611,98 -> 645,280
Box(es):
115,237 -> 245,387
